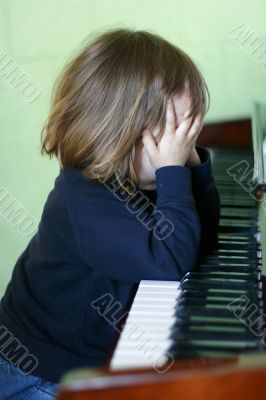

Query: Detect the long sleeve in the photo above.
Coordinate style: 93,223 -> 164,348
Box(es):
140,146 -> 220,250
68,166 -> 201,283
189,145 -> 220,249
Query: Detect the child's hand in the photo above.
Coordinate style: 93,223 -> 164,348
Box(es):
141,97 -> 203,169
185,147 -> 202,168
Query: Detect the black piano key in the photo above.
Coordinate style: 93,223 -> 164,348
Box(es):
179,291 -> 261,303
199,264 -> 261,274
173,305 -> 262,320
169,343 -> 259,359
169,328 -> 259,342
180,289 -> 261,302
178,296 -> 255,307
180,288 -> 261,299
181,278 -> 259,291
173,315 -> 248,327
182,272 -> 258,282
169,338 -> 261,353
171,317 -> 252,329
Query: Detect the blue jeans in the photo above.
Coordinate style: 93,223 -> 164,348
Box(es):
0,355 -> 59,399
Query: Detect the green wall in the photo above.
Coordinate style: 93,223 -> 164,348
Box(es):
1,0 -> 266,295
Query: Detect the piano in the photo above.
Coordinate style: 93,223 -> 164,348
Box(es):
57,102 -> 266,400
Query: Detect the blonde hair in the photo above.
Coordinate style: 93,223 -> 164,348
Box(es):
41,27 -> 209,193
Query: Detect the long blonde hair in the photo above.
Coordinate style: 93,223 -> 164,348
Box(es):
41,27 -> 209,193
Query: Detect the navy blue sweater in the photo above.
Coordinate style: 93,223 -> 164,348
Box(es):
0,146 -> 220,383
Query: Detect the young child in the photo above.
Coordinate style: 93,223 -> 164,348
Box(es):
0,28 -> 220,399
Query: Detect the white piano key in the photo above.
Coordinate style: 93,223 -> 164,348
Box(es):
139,280 -> 180,288
110,280 -> 179,370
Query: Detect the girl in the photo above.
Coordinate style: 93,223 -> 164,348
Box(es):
0,27 -> 220,399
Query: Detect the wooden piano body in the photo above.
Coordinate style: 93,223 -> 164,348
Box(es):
57,103 -> 266,399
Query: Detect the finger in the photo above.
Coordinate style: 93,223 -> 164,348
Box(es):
143,120 -> 163,145
175,114 -> 193,138
142,129 -> 158,160
151,124 -> 163,145
187,114 -> 204,140
164,98 -> 176,137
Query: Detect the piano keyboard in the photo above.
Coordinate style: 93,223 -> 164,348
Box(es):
111,148 -> 264,371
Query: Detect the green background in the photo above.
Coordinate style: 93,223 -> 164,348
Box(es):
1,0 -> 266,295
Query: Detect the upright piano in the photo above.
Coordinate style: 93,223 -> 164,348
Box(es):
57,102 -> 266,400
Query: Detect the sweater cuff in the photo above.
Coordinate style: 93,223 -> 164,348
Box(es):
155,165 -> 193,203
190,146 -> 215,191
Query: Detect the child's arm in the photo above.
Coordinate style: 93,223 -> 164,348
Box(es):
143,145 -> 220,249
139,145 -> 220,249
189,146 -> 220,248
69,164 -> 200,283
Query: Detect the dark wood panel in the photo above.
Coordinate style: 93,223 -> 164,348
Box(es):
57,356 -> 266,400
198,119 -> 252,148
